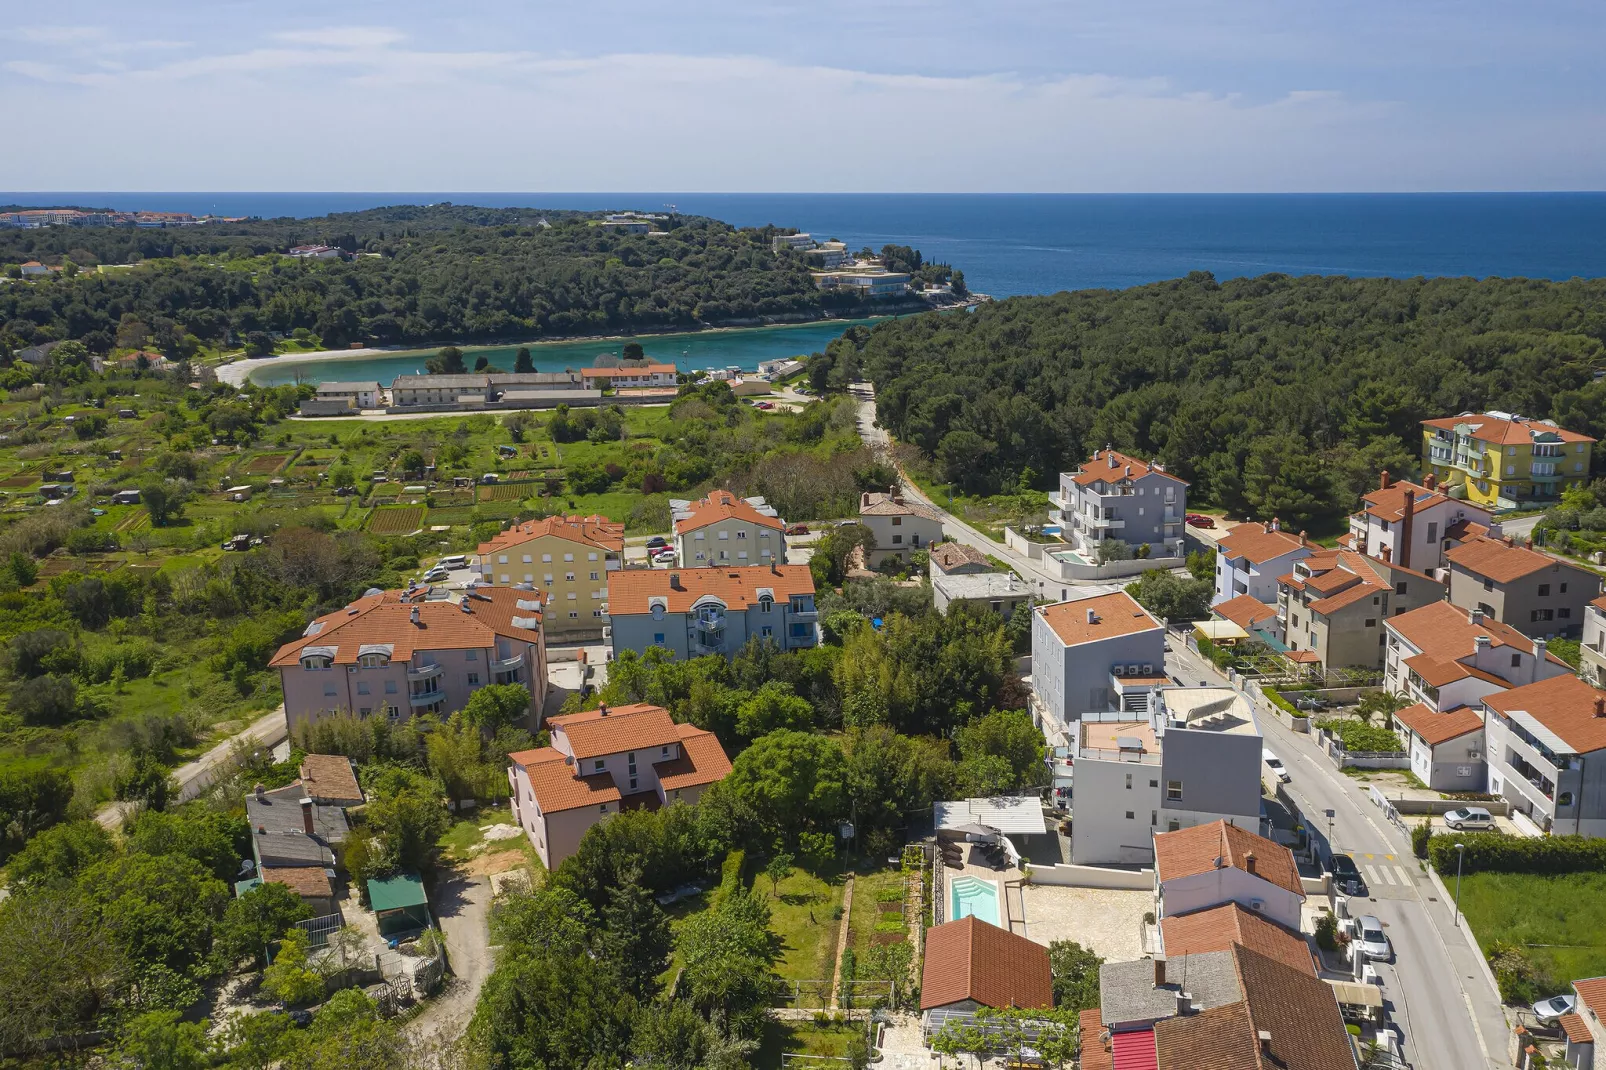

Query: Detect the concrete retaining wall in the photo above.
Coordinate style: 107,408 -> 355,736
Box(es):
1388,797 -> 1510,816
1024,863 -> 1154,890
1301,875 -> 1332,897
1003,528 -> 1047,560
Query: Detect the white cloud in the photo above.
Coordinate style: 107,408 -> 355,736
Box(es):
0,26 -> 1600,191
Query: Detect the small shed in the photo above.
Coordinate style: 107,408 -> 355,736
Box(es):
111,488 -> 141,505
368,872 -> 431,936
1193,619 -> 1250,645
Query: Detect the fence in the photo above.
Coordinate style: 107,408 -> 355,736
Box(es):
1023,863 -> 1154,890
779,980 -> 891,1012
293,912 -> 346,948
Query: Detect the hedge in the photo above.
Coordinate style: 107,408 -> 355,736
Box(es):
1317,718 -> 1404,754
710,849 -> 746,908
1426,832 -> 1606,876
1263,688 -> 1300,717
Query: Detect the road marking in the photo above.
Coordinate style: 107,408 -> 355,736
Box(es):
1371,865 -> 1396,886
1384,853 -> 1395,862
1395,865 -> 1415,886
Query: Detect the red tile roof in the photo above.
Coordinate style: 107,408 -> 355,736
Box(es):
1153,821 -> 1303,898
1423,413 -> 1595,446
606,564 -> 815,615
1069,449 -> 1187,487
1402,653 -> 1511,689
1392,702 -> 1485,747
1486,675 -> 1606,756
581,363 -> 676,378
859,489 -> 945,522
1213,595 -> 1276,632
508,748 -> 621,813
1079,1009 -> 1114,1070
1574,976 -> 1606,1018
930,541 -> 991,573
919,916 -> 1053,1012
656,723 -> 733,792
1155,1001 -> 1261,1070
1038,591 -> 1163,648
477,514 -> 624,555
673,489 -> 784,534
297,754 -> 363,804
550,703 -> 685,760
271,587 -> 544,667
1446,536 -> 1572,584
1218,523 -> 1310,565
1160,903 -> 1316,976
1386,600 -> 1554,665
261,866 -> 334,899
1559,1012 -> 1592,1045
1360,480 -> 1452,523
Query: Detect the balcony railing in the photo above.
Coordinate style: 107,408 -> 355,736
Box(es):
407,663 -> 443,681
493,655 -> 523,674
1094,517 -> 1125,530
410,691 -> 443,708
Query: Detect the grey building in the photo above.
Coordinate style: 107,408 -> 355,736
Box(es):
606,565 -> 820,660
1583,598 -> 1606,688
1030,590 -> 1166,734
932,569 -> 1032,620
1051,448 -> 1187,558
1446,535 -> 1601,638
1484,674 -> 1606,837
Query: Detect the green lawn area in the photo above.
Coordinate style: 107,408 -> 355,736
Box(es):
755,1018 -> 867,1070
901,469 -> 1049,540
1459,870 -> 1606,995
765,866 -> 847,983
436,803 -> 543,872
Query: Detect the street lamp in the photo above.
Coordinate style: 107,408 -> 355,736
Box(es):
1452,842 -> 1467,927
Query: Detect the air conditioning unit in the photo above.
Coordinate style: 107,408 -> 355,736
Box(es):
1141,663 -> 1154,675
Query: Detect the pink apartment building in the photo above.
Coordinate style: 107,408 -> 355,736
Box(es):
507,702 -> 732,868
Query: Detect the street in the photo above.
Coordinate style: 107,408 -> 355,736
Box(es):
1167,639 -> 1505,1070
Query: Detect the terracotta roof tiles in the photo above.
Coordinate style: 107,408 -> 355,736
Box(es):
1485,675 -> 1606,755
1213,595 -> 1277,632
605,564 -> 815,615
1392,702 -> 1485,746
507,748 -> 622,813
550,703 -> 686,759
1385,600 -> 1550,663
1573,975 -> 1606,1018
1446,536 -> 1570,584
1069,449 -> 1187,487
919,916 -> 1053,1011
656,722 -> 733,792
1560,1012 -> 1592,1045
1038,591 -> 1163,648
271,587 -> 544,668
297,754 -> 363,805
1160,903 -> 1317,976
1218,523 -> 1310,566
261,866 -> 334,899
1423,413 -> 1595,446
478,514 -> 625,556
674,489 -> 785,534
1153,821 -> 1304,898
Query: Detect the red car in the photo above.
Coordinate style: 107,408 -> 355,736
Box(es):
1185,514 -> 1216,529
784,523 -> 809,536
753,401 -> 775,410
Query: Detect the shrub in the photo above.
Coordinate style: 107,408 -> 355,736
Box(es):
1314,913 -> 1339,951
1488,941 -> 1549,1005
1426,832 -> 1606,876
1411,820 -> 1431,859
1264,688 -> 1300,717
1317,718 -> 1404,754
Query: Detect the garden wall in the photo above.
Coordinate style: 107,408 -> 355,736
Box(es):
1024,863 -> 1153,890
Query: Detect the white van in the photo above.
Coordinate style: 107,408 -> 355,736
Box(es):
439,555 -> 468,570
1263,749 -> 1291,783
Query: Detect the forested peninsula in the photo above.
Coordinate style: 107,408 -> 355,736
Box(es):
813,272 -> 1606,526
0,205 -> 962,355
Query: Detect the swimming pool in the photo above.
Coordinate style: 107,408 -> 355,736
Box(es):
948,875 -> 1003,926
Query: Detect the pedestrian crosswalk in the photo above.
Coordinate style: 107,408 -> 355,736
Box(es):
1358,853 -> 1416,889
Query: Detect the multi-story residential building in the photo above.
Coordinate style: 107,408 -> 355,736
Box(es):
771,232 -> 816,252
1346,471 -> 1494,572
1051,448 -> 1187,559
606,565 -> 820,659
1484,674 -> 1606,836
1213,520 -> 1313,605
811,270 -> 911,296
1446,534 -> 1601,638
314,381 -> 384,409
1157,901 -> 1316,976
858,487 -> 944,568
804,241 -> 849,269
388,371 -> 590,409
1386,602 -> 1573,790
478,515 -> 624,637
1422,411 -> 1596,509
1068,689 -> 1264,866
507,702 -> 731,867
1031,591 -> 1166,732
1582,596 -> 1606,688
672,490 -> 785,566
1152,820 -> 1304,931
1276,549 -> 1445,671
580,363 -> 678,390
1567,977 -> 1606,1070
270,586 -> 548,733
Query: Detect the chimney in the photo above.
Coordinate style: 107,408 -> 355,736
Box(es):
1299,529 -> 1308,548
1381,546 -> 1392,563
598,702 -> 609,717
460,598 -> 472,614
1506,535 -> 1516,547
1108,451 -> 1117,469
410,606 -> 421,626
1399,484 -> 1414,570
669,572 -> 680,590
1470,607 -> 1484,625
1262,521 -> 1271,534
1424,472 -> 1437,492
1244,851 -> 1257,874
1474,635 -> 1490,662
1175,989 -> 1191,1016
1153,958 -> 1166,987
1595,697 -> 1605,719
1093,449 -> 1100,460
299,798 -> 315,836
253,783 -> 265,799
1086,607 -> 1098,625
1534,639 -> 1547,681
1380,469 -> 1392,490
861,491 -> 870,509
1271,517 -> 1281,532
1258,1031 -> 1272,1056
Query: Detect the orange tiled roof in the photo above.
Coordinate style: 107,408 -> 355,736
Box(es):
1559,1012 -> 1592,1045
478,514 -> 624,555
1423,413 -> 1595,446
1403,652 -> 1511,689
919,916 -> 1053,1011
580,363 -> 676,378
656,723 -> 733,791
1486,675 -> 1606,756
1153,821 -> 1304,898
673,489 -> 784,534
298,754 -> 362,804
1160,902 -> 1317,977
1360,480 -> 1451,523
1078,1009 -> 1113,1070
930,541 -> 991,573
549,703 -> 686,760
508,747 -> 621,813
1218,523 -> 1310,565
1068,448 -> 1187,487
859,489 -> 945,522
1038,591 -> 1163,648
1574,976 -> 1606,1018
1446,536 -> 1568,584
1309,581 -> 1385,616
1155,1000 -> 1261,1070
605,564 -> 814,615
271,587 -> 543,667
1443,517 -> 1490,542
1213,594 -> 1276,631
1392,702 -> 1484,747
1386,600 -> 1555,665
261,866 -> 334,899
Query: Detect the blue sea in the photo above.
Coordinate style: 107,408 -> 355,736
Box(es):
7,192 -> 1606,383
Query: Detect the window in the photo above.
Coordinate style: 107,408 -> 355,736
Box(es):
653,633 -> 665,645
736,530 -> 747,539
892,534 -> 903,544
695,531 -> 705,541
565,572 -> 575,582
1483,577 -> 1494,591
1125,811 -> 1135,820
1532,609 -> 1555,622
1364,619 -> 1377,628
1539,584 -> 1551,597
1166,780 -> 1183,801
542,553 -> 552,562
762,626 -> 774,638
1561,608 -> 1572,619
1562,583 -> 1570,594
1168,820 -> 1180,832
718,530 -> 729,540
1511,653 -> 1522,667
1396,581 -> 1408,595
567,592 -> 577,600
465,651 -> 478,661
1152,811 -> 1158,826
629,778 -> 638,790
594,759 -> 605,772
385,680 -> 397,694
467,672 -> 480,685
521,554 -> 532,563
498,555 -> 508,564
568,611 -> 578,619
359,707 -> 372,716
357,682 -> 370,695
386,706 -> 400,722
590,572 -> 599,581
589,552 -> 598,561
1150,779 -> 1158,787
564,553 -> 574,562
324,683 -> 337,697
892,517 -> 903,526
599,803 -> 608,814
1125,773 -> 1132,790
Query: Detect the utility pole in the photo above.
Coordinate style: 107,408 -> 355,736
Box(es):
1453,842 -> 1467,927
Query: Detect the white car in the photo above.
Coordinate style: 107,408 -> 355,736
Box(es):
1534,994 -> 1578,1023
1263,750 -> 1290,783
1354,916 -> 1392,962
1444,806 -> 1495,831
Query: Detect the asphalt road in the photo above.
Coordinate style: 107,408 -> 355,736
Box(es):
1166,639 -> 1505,1070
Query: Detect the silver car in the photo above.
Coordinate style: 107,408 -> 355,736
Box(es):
1534,993 -> 1578,1023
1444,806 -> 1495,831
1355,915 -> 1392,962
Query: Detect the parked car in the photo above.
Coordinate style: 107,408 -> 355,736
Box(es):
1262,750 -> 1291,783
1354,915 -> 1392,962
753,401 -> 775,410
439,554 -> 468,570
1533,994 -> 1579,1024
1444,806 -> 1496,831
1185,514 -> 1215,528
784,523 -> 809,536
646,536 -> 668,549
1329,853 -> 1367,896
423,567 -> 448,582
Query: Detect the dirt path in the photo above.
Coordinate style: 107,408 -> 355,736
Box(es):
406,868 -> 494,1044
828,873 -> 856,1010
96,705 -> 287,830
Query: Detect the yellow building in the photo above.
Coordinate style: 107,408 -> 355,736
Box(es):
478,515 -> 624,637
1422,412 -> 1595,509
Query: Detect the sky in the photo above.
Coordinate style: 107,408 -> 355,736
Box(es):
3,0 -> 1604,192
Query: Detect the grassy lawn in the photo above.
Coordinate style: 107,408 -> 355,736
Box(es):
436,803 -> 539,868
755,1019 -> 867,1070
1458,871 -> 1606,995
901,469 -> 1050,540
764,865 -> 847,983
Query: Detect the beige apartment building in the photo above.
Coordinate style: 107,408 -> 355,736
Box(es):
1446,535 -> 1601,638
671,490 -> 785,566
1276,548 -> 1445,671
477,515 -> 625,638
859,487 -> 945,568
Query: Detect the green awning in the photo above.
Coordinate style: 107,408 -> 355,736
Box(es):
367,872 -> 428,912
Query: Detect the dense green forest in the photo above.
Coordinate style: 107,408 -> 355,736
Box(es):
0,205 -> 958,355
812,273 -> 1606,527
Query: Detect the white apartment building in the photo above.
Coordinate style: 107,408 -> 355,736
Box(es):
1031,591 -> 1166,735
1068,688 -> 1265,866
1212,520 -> 1313,605
672,490 -> 785,566
1485,674 -> 1606,837
858,488 -> 944,568
1346,471 -> 1494,573
1152,820 -> 1305,932
1051,448 -> 1188,558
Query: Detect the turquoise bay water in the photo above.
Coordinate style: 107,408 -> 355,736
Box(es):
245,317 -> 883,387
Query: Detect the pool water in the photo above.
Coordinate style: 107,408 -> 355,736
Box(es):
948,875 -> 1002,926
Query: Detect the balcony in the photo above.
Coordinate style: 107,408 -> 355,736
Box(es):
493,654 -> 524,674
1092,516 -> 1125,531
407,663 -> 443,681
410,690 -> 444,708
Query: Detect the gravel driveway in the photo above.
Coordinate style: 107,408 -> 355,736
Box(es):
407,869 -> 493,1044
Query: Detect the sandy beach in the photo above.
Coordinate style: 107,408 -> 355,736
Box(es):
215,347 -> 399,386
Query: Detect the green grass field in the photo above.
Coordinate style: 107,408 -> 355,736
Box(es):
1458,870 -> 1606,994
755,1019 -> 867,1069
765,866 -> 848,983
